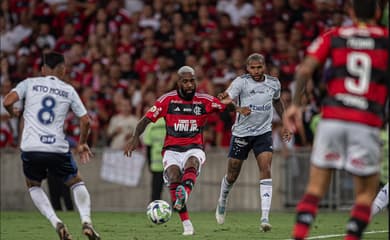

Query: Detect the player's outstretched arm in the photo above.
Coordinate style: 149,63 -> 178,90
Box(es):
283,56 -> 319,133
217,92 -> 233,105
124,116 -> 152,157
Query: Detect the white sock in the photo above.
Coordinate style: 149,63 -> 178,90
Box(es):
260,178 -> 272,220
371,183 -> 388,217
71,182 -> 92,224
29,186 -> 61,228
218,175 -> 233,207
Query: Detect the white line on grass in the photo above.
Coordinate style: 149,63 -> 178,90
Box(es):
282,230 -> 388,240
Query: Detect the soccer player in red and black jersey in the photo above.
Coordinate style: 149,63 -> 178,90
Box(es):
283,1 -> 388,239
124,66 -> 247,235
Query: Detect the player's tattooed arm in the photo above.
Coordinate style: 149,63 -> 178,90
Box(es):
293,56 -> 319,106
124,116 -> 152,157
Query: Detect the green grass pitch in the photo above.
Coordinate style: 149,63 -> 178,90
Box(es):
1,211 -> 388,239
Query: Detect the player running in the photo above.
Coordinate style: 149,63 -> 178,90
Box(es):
283,1 -> 388,239
124,66 -> 247,236
3,52 -> 100,240
215,53 -> 291,232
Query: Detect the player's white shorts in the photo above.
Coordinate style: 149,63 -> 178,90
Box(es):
311,119 -> 381,176
162,148 -> 206,173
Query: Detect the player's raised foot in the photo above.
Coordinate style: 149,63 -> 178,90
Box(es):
260,219 -> 272,232
56,222 -> 72,240
82,223 -> 101,240
174,185 -> 188,211
215,203 -> 226,224
182,220 -> 194,236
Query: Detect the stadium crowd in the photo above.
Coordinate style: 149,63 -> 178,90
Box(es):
0,0 -> 387,150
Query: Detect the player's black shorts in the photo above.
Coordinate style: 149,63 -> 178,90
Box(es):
21,151 -> 78,183
228,131 -> 273,160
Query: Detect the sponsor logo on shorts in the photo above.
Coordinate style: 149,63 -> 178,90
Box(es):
234,138 -> 248,147
351,158 -> 365,169
325,152 -> 340,161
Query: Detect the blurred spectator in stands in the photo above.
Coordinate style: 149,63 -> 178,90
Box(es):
171,11 -> 184,32
155,18 -> 173,50
52,0 -> 85,37
218,0 -> 255,27
260,0 -> 290,34
87,7 -> 108,35
183,23 -> 199,52
230,47 -> 245,75
218,13 -> 239,52
293,8 -> 325,49
0,79 -> 16,148
210,48 -> 234,87
54,22 -> 79,53
0,8 -> 32,54
118,52 -> 138,84
106,97 -> 138,150
134,46 -> 158,83
105,0 -> 132,34
117,23 -> 136,56
138,4 -> 159,31
178,0 -> 198,23
155,55 -> 174,96
35,22 -> 55,50
1,0 -> 17,31
196,38 -> 213,70
11,48 -> 32,84
194,65 -> 214,95
83,60 -> 104,93
287,0 -> 306,28
123,0 -> 143,17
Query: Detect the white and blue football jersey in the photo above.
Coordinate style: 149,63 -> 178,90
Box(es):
226,74 -> 281,137
12,76 -> 87,153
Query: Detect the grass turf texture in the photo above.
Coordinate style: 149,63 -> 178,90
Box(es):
1,211 -> 388,239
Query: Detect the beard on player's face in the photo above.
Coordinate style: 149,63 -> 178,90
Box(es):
178,86 -> 196,101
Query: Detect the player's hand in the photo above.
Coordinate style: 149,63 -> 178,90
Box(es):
10,107 -> 21,118
217,92 -> 232,104
282,104 -> 303,133
217,92 -> 228,100
124,136 -> 139,157
281,126 -> 292,142
77,143 -> 93,164
237,106 -> 251,116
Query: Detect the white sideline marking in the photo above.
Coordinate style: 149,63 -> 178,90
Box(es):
283,230 -> 388,240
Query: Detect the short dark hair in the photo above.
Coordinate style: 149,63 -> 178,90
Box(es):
43,52 -> 65,69
352,0 -> 377,21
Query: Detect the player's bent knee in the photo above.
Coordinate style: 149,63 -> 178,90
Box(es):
184,156 -> 200,169
25,178 -> 41,188
65,174 -> 83,187
166,165 -> 182,183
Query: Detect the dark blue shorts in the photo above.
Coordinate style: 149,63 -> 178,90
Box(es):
228,131 -> 273,160
21,151 -> 78,183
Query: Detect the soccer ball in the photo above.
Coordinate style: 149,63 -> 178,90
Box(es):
146,200 -> 172,224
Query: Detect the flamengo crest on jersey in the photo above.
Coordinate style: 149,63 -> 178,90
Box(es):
226,74 -> 281,137
145,91 -> 226,152
307,25 -> 388,127
12,76 -> 87,153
